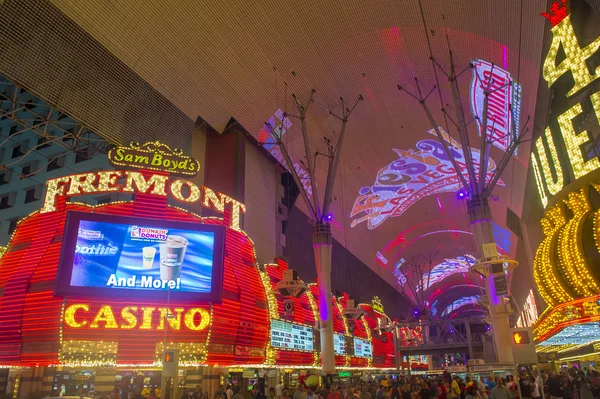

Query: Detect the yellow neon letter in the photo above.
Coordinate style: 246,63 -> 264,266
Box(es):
97,170 -> 123,192
67,173 -> 98,196
122,171 -> 168,196
536,128 -> 564,195
170,180 -> 201,203
202,187 -> 225,212
558,102 -> 600,180
139,307 -> 155,330
89,305 -> 118,329
64,303 -> 90,328
120,306 -> 138,329
225,196 -> 247,231
530,152 -> 549,208
40,176 -> 71,213
183,308 -> 210,331
543,15 -> 600,96
156,308 -> 184,330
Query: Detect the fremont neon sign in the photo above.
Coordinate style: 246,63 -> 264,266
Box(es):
40,170 -> 246,230
532,0 -> 600,207
64,303 -> 210,331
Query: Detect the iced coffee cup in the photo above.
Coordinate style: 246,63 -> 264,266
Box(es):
142,247 -> 156,269
159,235 -> 188,280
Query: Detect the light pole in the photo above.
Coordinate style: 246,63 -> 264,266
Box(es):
266,91 -> 362,375
398,49 -> 528,363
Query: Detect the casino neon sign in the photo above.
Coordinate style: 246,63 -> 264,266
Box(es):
64,303 -> 211,331
531,0 -> 600,207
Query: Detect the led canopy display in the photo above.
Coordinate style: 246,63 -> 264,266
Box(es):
421,255 -> 477,291
351,128 -> 503,230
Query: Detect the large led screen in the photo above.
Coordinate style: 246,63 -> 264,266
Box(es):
56,212 -> 226,302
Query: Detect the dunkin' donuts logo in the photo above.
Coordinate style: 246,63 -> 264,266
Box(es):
131,226 -> 168,241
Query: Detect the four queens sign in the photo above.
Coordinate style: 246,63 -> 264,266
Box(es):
470,59 -> 522,153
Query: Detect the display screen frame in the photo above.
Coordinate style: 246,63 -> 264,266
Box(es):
270,319 -> 314,352
55,211 -> 226,303
353,337 -> 373,358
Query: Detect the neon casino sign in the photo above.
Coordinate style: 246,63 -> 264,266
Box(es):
64,303 -> 210,331
351,128 -> 503,229
470,60 -> 522,153
531,0 -> 600,207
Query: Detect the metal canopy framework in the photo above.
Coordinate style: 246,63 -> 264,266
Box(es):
0,75 -> 111,181
0,0 -> 549,317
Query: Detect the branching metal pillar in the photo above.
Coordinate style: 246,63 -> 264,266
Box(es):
313,222 -> 335,374
399,51 -> 528,364
268,92 -> 362,376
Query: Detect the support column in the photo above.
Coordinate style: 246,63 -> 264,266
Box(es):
41,367 -> 56,397
393,330 -> 401,373
17,367 -> 44,399
94,368 -> 118,395
467,196 -> 513,364
465,320 -> 474,361
201,366 -> 224,398
0,369 -> 8,397
424,356 -> 431,371
186,368 -> 203,392
313,223 -> 335,375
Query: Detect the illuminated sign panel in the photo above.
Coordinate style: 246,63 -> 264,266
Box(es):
470,60 -> 522,153
56,212 -> 225,302
372,296 -> 385,314
108,141 -> 200,176
63,303 -> 211,331
270,320 -> 314,351
353,338 -> 372,358
40,170 -> 246,230
334,333 -> 347,355
532,1 -> 600,207
516,290 -> 539,328
351,128 -> 503,229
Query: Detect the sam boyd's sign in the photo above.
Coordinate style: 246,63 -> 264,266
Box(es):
108,141 -> 200,176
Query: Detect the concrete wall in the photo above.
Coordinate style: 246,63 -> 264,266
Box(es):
243,140 -> 280,265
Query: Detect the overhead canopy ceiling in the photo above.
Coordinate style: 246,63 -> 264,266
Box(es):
3,0 -> 549,317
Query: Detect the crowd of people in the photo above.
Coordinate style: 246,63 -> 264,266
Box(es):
91,367 -> 600,399
252,367 -> 600,399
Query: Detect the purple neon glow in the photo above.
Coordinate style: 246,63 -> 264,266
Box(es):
502,45 -> 508,69
487,274 -> 501,305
